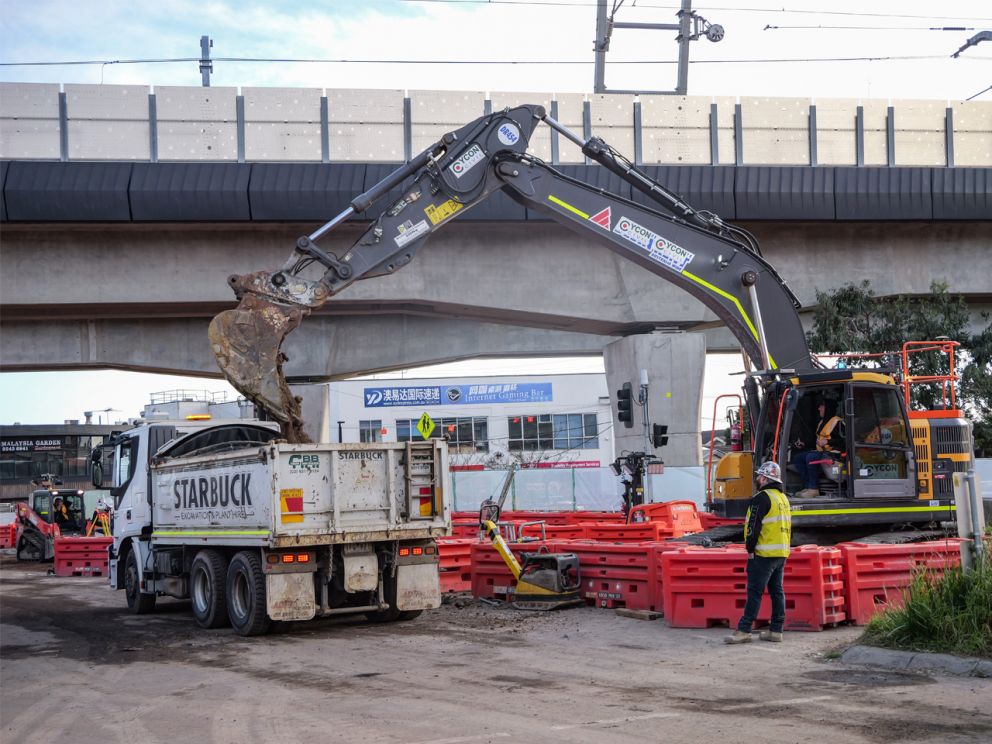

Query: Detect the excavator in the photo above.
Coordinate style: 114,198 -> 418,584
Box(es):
208,103 -> 973,540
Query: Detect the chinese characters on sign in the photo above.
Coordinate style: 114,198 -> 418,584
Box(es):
364,383 -> 553,408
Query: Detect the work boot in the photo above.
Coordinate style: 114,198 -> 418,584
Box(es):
759,630 -> 783,643
796,488 -> 820,498
724,630 -> 753,644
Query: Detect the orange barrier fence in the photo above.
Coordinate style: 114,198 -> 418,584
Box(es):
437,537 -> 476,592
836,539 -> 965,625
53,536 -> 111,577
660,545 -> 847,631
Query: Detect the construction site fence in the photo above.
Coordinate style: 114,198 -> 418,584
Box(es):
450,465 -> 707,512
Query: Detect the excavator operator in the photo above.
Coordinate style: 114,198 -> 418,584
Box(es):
791,398 -> 845,498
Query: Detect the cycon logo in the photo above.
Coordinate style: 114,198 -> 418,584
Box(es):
288,454 -> 320,473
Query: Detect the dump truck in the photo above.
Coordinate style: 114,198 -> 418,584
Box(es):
93,420 -> 450,635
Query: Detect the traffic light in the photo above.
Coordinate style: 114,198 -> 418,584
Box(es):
616,382 -> 634,428
651,423 -> 669,448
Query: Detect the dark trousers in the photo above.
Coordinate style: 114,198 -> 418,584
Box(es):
738,555 -> 787,633
791,450 -> 826,489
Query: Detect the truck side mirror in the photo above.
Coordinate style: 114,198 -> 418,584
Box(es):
91,449 -> 104,488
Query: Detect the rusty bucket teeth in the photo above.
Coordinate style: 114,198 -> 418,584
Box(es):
208,295 -> 311,442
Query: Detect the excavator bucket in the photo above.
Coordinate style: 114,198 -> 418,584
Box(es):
208,291 -> 311,443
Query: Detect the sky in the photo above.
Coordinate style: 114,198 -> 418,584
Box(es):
1,1 -> 990,425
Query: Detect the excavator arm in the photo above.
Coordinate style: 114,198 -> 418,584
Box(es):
208,104 -> 811,440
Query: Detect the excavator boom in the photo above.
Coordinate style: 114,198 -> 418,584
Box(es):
208,104 -> 810,437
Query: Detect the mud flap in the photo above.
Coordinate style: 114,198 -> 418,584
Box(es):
396,563 -> 441,611
342,548 -> 379,593
265,572 -> 316,622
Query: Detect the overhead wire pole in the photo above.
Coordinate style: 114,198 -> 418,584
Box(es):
593,0 -> 723,95
200,35 -> 213,87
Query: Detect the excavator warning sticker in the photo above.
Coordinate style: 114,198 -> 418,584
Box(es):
589,207 -> 611,230
425,199 -> 464,225
449,143 -> 485,179
395,219 -> 430,248
613,216 -> 695,272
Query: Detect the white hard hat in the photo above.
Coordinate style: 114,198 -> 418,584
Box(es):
756,461 -> 782,483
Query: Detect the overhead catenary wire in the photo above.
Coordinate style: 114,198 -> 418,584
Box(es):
763,25 -> 980,32
394,0 -> 992,23
6,54 -> 988,68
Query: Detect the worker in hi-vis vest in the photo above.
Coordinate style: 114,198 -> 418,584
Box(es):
725,460 -> 792,644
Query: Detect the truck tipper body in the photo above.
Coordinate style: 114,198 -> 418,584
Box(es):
98,421 -> 449,635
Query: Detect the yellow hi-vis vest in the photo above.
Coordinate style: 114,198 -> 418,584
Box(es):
746,488 -> 792,558
816,415 -> 843,453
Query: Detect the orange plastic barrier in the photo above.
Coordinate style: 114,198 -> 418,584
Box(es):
628,501 -> 702,537
0,522 -> 16,549
450,519 -> 481,538
452,510 -> 624,525
698,512 -> 744,530
53,536 -> 111,577
519,523 -> 589,540
556,540 -> 657,611
437,537 -> 476,592
661,545 -> 847,631
584,522 -> 680,543
837,539 -> 965,625
561,511 -> 625,524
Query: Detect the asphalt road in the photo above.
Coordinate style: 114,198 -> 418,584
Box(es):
2,555 -> 990,744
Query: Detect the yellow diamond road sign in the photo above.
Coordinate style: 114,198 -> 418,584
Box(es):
417,412 -> 435,440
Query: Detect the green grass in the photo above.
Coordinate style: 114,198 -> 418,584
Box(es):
861,550 -> 992,659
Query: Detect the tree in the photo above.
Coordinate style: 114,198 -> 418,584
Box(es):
807,280 -> 991,456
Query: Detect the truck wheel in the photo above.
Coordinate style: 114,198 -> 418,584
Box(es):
226,551 -> 270,636
124,547 -> 156,614
190,550 -> 230,629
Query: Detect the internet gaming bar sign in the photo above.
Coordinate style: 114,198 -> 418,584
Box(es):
364,383 -> 553,408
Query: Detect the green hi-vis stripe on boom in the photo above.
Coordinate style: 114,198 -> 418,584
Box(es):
793,505 -> 955,517
545,192 -> 774,368
547,194 -> 590,219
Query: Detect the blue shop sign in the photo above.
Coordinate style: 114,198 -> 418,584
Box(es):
364,383 -> 553,408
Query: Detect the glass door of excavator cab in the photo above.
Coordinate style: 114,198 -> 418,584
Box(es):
776,385 -> 850,500
847,382 -> 917,500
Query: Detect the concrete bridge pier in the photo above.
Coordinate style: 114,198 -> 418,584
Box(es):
604,332 -> 706,468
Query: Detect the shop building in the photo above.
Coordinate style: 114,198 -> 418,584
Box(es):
326,373 -> 616,472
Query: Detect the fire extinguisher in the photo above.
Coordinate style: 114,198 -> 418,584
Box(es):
730,420 -> 742,451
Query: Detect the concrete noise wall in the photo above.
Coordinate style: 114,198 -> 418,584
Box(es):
1,83 -> 988,167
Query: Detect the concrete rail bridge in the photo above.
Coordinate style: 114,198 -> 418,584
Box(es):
1,84 -> 989,461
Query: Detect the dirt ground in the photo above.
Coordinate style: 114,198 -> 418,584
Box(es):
1,554 -> 990,744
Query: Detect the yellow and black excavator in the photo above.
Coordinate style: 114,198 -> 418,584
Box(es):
207,104 -> 973,540
476,466 -> 582,611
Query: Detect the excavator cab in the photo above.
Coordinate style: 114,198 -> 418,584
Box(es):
712,343 -> 970,532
